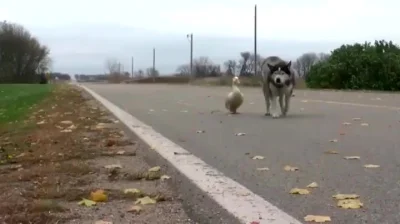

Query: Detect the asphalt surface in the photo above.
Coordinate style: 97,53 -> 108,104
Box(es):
85,83 -> 400,224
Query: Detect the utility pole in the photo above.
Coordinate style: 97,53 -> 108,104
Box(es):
254,4 -> 257,77
152,48 -> 156,82
187,33 -> 193,82
131,57 -> 134,78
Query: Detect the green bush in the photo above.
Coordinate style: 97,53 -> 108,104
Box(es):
306,40 -> 400,91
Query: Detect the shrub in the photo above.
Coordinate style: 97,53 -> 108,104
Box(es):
306,40 -> 400,91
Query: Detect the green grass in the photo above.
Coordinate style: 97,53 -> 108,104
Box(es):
0,84 -> 53,124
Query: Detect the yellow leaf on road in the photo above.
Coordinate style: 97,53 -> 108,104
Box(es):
284,165 -> 299,171
364,164 -> 380,168
289,188 -> 310,195
324,150 -> 339,154
124,188 -> 141,195
344,156 -> 360,160
252,155 -> 264,160
78,198 -> 96,207
135,196 -> 156,205
307,182 -> 319,188
304,215 -> 331,223
337,199 -> 363,209
127,205 -> 143,213
148,166 -> 161,172
332,194 -> 359,200
90,189 -> 108,202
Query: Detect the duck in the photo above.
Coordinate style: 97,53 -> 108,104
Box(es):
225,76 -> 244,114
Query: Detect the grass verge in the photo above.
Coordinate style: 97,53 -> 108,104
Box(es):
0,84 -> 53,124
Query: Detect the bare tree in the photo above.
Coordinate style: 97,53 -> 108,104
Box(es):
176,64 -> 191,76
237,52 -> 262,76
105,58 -> 120,74
318,53 -> 330,62
146,67 -> 159,77
223,60 -> 237,76
134,69 -> 144,78
192,56 -> 221,77
295,52 -> 319,77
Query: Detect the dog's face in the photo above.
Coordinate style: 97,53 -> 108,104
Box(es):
232,76 -> 240,85
267,61 -> 292,88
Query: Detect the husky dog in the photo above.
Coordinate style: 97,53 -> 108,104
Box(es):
260,56 -> 296,118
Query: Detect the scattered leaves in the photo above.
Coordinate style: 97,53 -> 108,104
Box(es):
160,175 -> 171,180
124,188 -> 142,197
307,182 -> 319,188
235,132 -> 246,136
36,120 -> 46,125
60,120 -> 73,125
90,189 -> 108,202
337,199 -> 363,209
127,205 -> 143,214
148,166 -> 161,172
289,188 -> 310,195
252,155 -> 264,160
332,194 -> 359,200
364,164 -> 380,168
361,123 -> 369,126
104,164 -> 123,169
196,130 -> 205,133
135,196 -> 156,205
324,150 -> 339,154
78,198 -> 96,207
304,215 -> 331,223
94,221 -> 113,224
284,165 -> 299,171
329,139 -> 338,143
344,156 -> 360,160
256,167 -> 269,171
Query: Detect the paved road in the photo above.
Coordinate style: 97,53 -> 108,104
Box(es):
85,83 -> 400,224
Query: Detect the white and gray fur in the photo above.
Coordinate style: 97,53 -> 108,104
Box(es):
260,56 -> 296,118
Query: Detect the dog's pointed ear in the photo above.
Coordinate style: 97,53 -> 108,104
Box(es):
286,61 -> 292,68
267,63 -> 275,72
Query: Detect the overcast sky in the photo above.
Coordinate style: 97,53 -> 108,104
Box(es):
1,0 -> 398,75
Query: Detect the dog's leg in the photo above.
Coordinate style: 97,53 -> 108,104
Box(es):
262,83 -> 270,116
269,86 -> 280,118
283,88 -> 292,115
279,92 -> 285,116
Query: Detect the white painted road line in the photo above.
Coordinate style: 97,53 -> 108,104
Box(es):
80,84 -> 302,224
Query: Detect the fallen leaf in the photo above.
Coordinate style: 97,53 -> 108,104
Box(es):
344,156 -> 360,160
127,205 -> 142,213
116,150 -> 125,155
252,155 -> 264,160
332,194 -> 359,200
352,117 -> 362,121
307,182 -> 319,188
289,188 -> 310,195
284,165 -> 299,171
337,199 -> 363,209
124,188 -> 142,196
235,132 -> 246,136
361,123 -> 369,126
160,175 -> 171,180
149,109 -> 155,112
36,120 -> 46,125
60,120 -> 73,125
329,139 -> 338,143
180,110 -> 188,113
324,150 -> 339,154
148,166 -> 161,172
256,167 -> 269,171
135,196 -> 156,205
196,130 -> 205,133
78,198 -> 96,207
94,221 -> 113,224
301,100 -> 308,103
342,122 -> 351,126
304,215 -> 331,223
60,129 -> 72,133
90,189 -> 108,202
104,164 -> 122,169
364,164 -> 380,168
